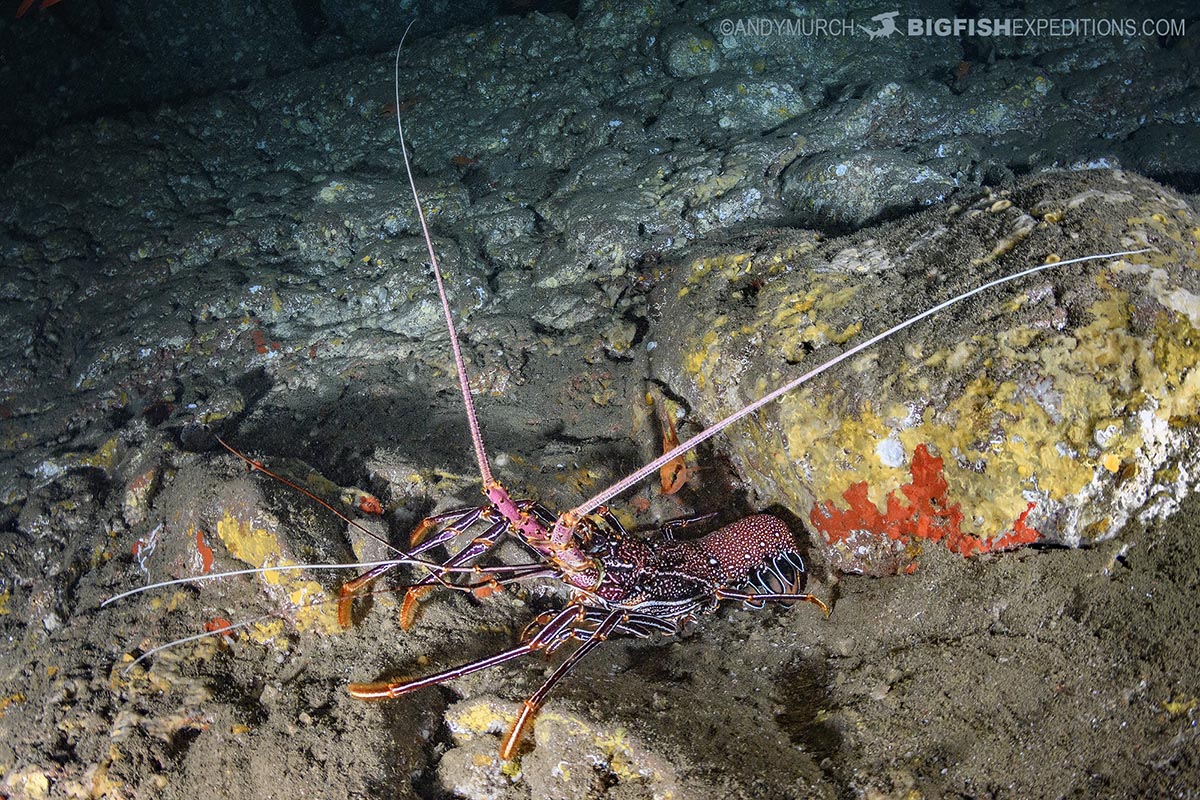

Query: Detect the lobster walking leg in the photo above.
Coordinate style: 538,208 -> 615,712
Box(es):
338,506 -> 491,628
500,608 -> 625,759
715,588 -> 830,616
658,511 -> 719,538
398,517 -> 508,628
347,603 -> 583,700
408,507 -> 488,553
341,500 -> 552,630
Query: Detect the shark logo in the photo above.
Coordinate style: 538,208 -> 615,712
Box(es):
860,10 -> 900,40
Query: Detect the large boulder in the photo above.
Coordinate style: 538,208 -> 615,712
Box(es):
651,170 -> 1199,573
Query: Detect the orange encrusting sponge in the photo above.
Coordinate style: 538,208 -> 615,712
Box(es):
810,444 -> 1040,557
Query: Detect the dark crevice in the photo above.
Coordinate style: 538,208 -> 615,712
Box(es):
289,0 -> 328,42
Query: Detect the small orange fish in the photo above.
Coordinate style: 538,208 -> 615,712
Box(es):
450,154 -> 480,167
659,414 -> 688,495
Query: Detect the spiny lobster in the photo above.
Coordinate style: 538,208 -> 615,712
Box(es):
326,32 -> 1147,759
327,31 -> 834,760
106,24 -> 1148,762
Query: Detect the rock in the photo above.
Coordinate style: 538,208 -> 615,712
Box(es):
439,696 -> 687,800
2,765 -> 49,799
659,24 -> 722,78
782,148 -> 958,229
651,170 -> 1200,573
130,453 -> 356,636
436,742 -> 514,800
122,465 -> 161,527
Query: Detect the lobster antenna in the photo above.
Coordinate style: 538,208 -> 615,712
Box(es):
98,558 -> 475,608
394,22 -> 494,487
563,247 -> 1152,521
121,613 -> 278,673
215,436 -> 408,557
115,563 -> 558,673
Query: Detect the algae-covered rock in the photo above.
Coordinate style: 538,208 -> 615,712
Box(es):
660,24 -> 722,78
115,453 -> 356,646
651,170 -> 1200,573
438,696 -> 700,800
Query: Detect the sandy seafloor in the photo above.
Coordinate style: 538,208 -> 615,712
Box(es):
7,461 -> 1200,799
2,3 -> 1200,799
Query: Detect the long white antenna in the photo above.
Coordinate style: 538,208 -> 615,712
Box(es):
564,248 -> 1152,519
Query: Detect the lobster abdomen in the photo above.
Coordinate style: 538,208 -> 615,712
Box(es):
686,513 -> 800,585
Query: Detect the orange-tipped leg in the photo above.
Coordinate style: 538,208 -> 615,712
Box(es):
716,588 -> 831,617
408,516 -> 440,548
348,605 -> 584,704
338,562 -> 399,628
339,506 -> 498,629
346,604 -> 622,761
496,608 -> 624,760
400,585 -> 435,629
348,641 -> 536,700
500,700 -> 539,760
399,517 -> 510,629
337,585 -> 355,629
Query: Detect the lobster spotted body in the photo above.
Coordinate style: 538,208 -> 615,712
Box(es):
581,513 -> 809,618
341,498 -> 828,759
